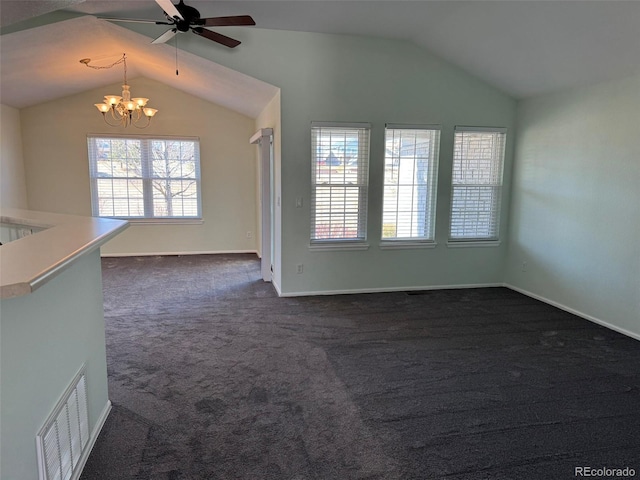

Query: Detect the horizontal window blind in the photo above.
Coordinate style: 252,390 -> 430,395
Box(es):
382,125 -> 441,241
450,127 -> 506,241
87,135 -> 201,219
311,123 -> 370,242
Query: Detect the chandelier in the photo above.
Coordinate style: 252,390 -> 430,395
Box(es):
81,53 -> 158,128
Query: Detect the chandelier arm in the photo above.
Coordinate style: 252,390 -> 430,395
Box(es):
131,117 -> 153,129
101,111 -> 128,128
111,105 -> 131,127
109,107 -> 121,122
131,108 -> 154,129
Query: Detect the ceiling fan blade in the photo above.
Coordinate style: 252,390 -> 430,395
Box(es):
200,15 -> 256,27
155,0 -> 183,20
99,17 -> 171,25
152,29 -> 178,44
192,27 -> 241,48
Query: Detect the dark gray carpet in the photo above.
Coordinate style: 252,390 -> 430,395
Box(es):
81,254 -> 640,480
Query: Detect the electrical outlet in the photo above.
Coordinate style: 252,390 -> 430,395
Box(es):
521,261 -> 527,272
295,197 -> 303,208
296,264 -> 304,274
246,231 -> 252,239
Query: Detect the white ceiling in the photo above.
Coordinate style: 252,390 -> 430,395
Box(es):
59,0 -> 640,97
2,0 -> 640,111
0,15 -> 278,116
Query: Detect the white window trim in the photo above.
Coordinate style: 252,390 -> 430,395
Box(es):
453,126 -> 508,134
309,241 -> 370,252
379,240 -> 437,250
311,121 -> 370,129
88,134 -> 202,221
448,126 -> 506,243
310,122 -> 371,245
124,218 -> 205,225
446,240 -> 501,248
381,124 -> 441,245
386,123 -> 442,130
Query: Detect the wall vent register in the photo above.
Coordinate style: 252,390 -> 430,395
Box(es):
36,368 -> 90,480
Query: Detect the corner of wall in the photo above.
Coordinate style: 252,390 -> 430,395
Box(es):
0,103 -> 28,209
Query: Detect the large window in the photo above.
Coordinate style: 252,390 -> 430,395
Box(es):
87,135 -> 201,220
311,123 -> 370,243
382,125 -> 441,243
449,127 -> 506,241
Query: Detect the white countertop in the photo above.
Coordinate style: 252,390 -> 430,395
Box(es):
0,209 -> 128,299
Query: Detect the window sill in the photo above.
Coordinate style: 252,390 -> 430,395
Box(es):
103,217 -> 204,226
309,241 -> 370,252
447,240 -> 501,248
379,240 -> 437,250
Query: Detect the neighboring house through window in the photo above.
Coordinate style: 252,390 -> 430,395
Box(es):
310,122 -> 370,245
449,127 -> 506,242
382,124 -> 441,244
87,135 -> 201,220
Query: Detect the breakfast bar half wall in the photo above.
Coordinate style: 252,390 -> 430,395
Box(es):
0,209 -> 128,480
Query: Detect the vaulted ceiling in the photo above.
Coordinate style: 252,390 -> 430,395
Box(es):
0,15 -> 278,117
2,0 -> 640,114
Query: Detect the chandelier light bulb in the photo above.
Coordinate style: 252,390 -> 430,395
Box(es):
104,95 -> 121,106
133,98 -> 149,107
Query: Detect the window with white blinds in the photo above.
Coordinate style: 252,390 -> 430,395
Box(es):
87,135 -> 201,220
449,127 -> 506,241
311,123 -> 370,243
382,125 -> 441,242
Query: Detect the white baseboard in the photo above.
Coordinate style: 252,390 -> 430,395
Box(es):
279,282 -> 504,297
72,400 -> 112,480
272,279 -> 283,297
101,250 -> 258,258
504,283 -> 640,342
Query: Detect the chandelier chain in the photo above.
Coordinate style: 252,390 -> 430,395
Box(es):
82,53 -> 127,71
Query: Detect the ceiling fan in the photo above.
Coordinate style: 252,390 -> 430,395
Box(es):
101,0 -> 255,48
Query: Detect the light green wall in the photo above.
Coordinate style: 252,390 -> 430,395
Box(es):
506,73 -> 640,338
125,26 -> 517,294
10,21 -> 520,295
0,104 -> 28,209
20,78 -> 258,256
0,250 -> 109,480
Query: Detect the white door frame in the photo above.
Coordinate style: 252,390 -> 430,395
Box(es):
250,128 -> 273,282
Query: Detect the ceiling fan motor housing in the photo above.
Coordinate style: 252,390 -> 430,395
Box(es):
105,0 -> 254,48
168,0 -> 200,31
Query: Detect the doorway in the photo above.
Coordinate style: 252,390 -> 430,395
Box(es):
250,128 -> 274,282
